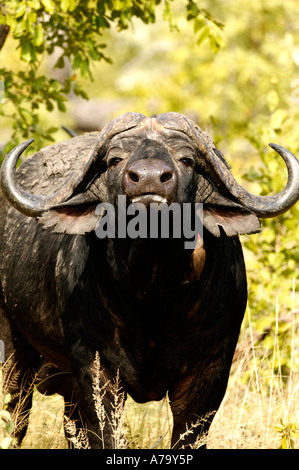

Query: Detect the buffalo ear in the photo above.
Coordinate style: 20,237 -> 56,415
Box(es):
38,203 -> 101,234
37,190 -> 105,234
195,172 -> 261,236
196,181 -> 261,237
201,203 -> 261,237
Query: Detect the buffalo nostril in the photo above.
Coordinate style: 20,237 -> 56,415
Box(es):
128,171 -> 139,183
160,171 -> 173,183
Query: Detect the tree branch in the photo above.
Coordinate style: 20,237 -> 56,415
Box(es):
0,24 -> 9,52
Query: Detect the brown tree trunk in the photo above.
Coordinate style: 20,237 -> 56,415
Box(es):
0,25 -> 10,52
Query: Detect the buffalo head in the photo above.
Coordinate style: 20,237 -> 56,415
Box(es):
1,112 -> 299,239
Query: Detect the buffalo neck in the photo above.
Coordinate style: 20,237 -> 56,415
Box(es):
104,236 -> 192,288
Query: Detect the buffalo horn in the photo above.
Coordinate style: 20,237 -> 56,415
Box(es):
0,113 -> 145,217
207,143 -> 299,218
0,139 -> 89,216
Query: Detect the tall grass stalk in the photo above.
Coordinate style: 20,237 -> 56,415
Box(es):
248,305 -> 263,427
288,278 -> 297,402
1,289 -> 298,449
208,288 -> 299,449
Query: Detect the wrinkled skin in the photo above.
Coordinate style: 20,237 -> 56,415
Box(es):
0,113 -> 280,448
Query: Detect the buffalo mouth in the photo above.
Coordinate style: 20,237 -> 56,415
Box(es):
129,193 -> 169,206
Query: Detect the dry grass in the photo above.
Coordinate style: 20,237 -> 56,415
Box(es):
22,392 -> 66,449
208,299 -> 299,449
1,293 -> 298,449
208,352 -> 299,448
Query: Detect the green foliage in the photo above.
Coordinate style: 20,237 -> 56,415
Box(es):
186,0 -> 224,52
0,0 -> 298,446
274,418 -> 299,449
241,119 -> 299,378
2,0 -> 218,155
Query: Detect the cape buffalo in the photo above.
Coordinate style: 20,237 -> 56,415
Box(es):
0,112 -> 298,448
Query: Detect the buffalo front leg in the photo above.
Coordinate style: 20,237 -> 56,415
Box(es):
1,312 -> 42,447
169,362 -> 231,449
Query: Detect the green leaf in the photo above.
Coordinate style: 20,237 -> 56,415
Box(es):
87,39 -> 100,60
73,86 -> 89,100
33,23 -> 44,47
46,126 -> 59,134
193,17 -> 205,33
61,0 -> 78,12
73,54 -> 82,70
209,29 -> 225,53
41,0 -> 55,14
49,80 -> 62,93
55,55 -> 65,69
33,76 -> 46,91
79,58 -> 91,78
20,41 -> 36,63
46,101 -> 54,111
18,107 -> 34,125
197,25 -> 209,46
4,420 -> 14,434
61,0 -> 71,11
280,435 -> 288,449
29,0 -> 42,10
186,0 -> 200,20
273,425 -> 284,432
57,100 -> 67,112
15,4 -> 27,18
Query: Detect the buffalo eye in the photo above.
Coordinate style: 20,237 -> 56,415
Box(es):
180,158 -> 193,168
108,157 -> 123,168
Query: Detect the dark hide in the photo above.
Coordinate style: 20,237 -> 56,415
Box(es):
0,112 -> 261,448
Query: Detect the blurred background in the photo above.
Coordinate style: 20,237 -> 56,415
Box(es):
0,0 -> 298,448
